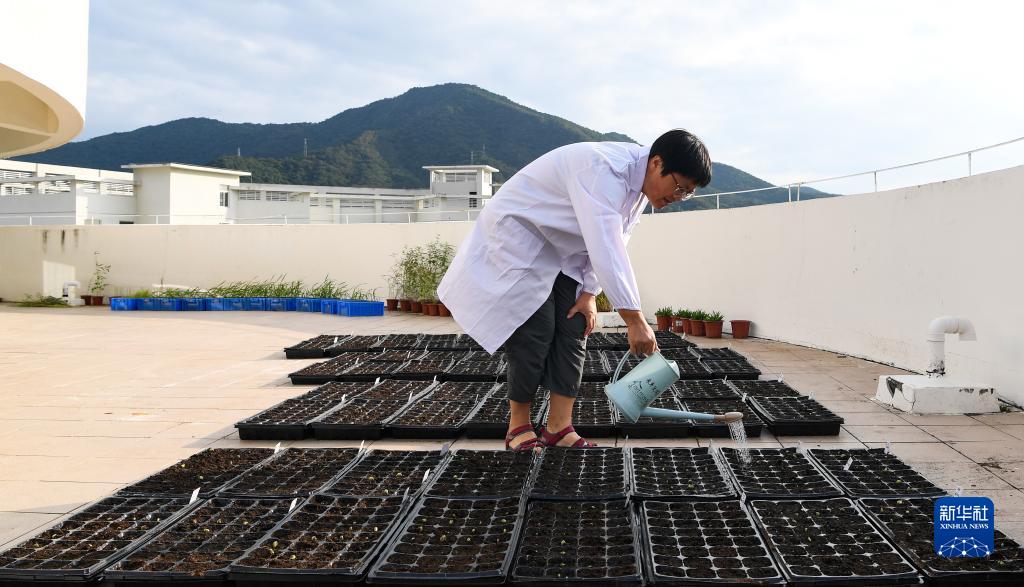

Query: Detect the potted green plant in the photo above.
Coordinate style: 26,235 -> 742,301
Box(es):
730,319 -> 752,339
86,252 -> 111,306
655,307 -> 673,331
423,236 -> 454,317
690,310 -> 707,336
704,310 -> 725,338
383,272 -> 399,311
673,308 -> 688,334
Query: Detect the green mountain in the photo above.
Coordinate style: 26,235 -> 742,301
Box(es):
16,83 -> 826,206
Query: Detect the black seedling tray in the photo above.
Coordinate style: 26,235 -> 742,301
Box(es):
235,397 -> 341,440
511,500 -> 643,586
311,398 -> 411,440
230,494 -> 410,584
676,360 -> 715,380
430,381 -> 497,402
385,394 -> 478,439
682,400 -> 764,438
858,497 -> 1024,584
445,359 -> 506,382
357,379 -> 438,401
572,381 -> 612,401
654,331 -> 694,349
729,379 -> 804,398
390,359 -> 457,381
748,498 -> 920,586
809,449 -> 945,498
371,334 -> 423,350
462,389 -> 547,439
582,351 -> 612,381
541,399 -> 616,438
284,335 -> 347,359
721,447 -> 842,500
103,498 -> 296,585
336,361 -> 408,382
604,350 -> 643,379
327,334 -> 385,354
700,359 -> 761,380
420,350 -> 473,362
0,496 -> 196,583
369,496 -> 524,584
418,333 -> 475,351
303,380 -> 378,402
425,450 -> 534,499
218,448 -> 360,498
673,380 -> 741,400
357,349 -> 427,363
615,394 -> 693,439
528,447 -> 629,501
630,447 -> 736,501
749,397 -> 844,436
659,348 -> 699,362
288,355 -> 364,384
640,500 -> 784,585
689,347 -> 746,361
588,332 -> 630,350
117,448 -> 274,498
323,450 -> 447,498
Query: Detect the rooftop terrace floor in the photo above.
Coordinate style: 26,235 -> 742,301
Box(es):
2,305 -> 1024,548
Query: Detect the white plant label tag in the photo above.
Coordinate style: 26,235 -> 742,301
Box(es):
843,457 -> 854,471
422,469 -> 431,484
358,440 -> 365,452
340,394 -> 347,405
742,393 -> 749,402
375,377 -> 381,385
724,375 -> 729,382
189,487 -> 200,504
796,441 -> 805,454
885,440 -> 892,454
778,372 -> 784,382
440,442 -> 451,456
274,442 -> 282,453
333,336 -> 339,344
808,393 -> 815,401
408,392 -> 414,404
289,498 -> 298,512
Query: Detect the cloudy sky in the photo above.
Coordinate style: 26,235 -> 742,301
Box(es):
82,0 -> 1024,191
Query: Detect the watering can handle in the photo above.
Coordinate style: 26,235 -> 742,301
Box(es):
611,351 -> 644,385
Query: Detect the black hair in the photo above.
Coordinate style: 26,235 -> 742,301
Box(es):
649,129 -> 712,187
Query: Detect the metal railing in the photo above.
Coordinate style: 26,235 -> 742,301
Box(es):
0,209 -> 484,226
686,135 -> 1024,209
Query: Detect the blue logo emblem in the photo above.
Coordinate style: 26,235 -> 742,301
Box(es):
934,496 -> 994,557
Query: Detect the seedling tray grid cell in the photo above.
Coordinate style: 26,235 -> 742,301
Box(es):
445,359 -> 507,382
288,355 -> 364,384
311,397 -> 411,440
369,496 -> 524,584
689,347 -> 746,361
654,331 -> 695,349
808,449 -> 944,498
336,361 -> 409,382
721,447 -> 842,500
304,380 -> 378,402
323,450 -> 447,498
103,498 -> 296,584
630,448 -> 736,501
542,399 -> 616,438
682,400 -> 764,438
371,334 -> 423,350
528,447 -> 629,501
616,394 -> 693,438
582,351 -> 612,381
230,494 -> 409,584
327,334 -> 384,353
749,396 -> 844,436
284,335 -> 347,359
729,380 -> 804,398
234,397 -> 341,440
425,450 -> 534,499
429,381 -> 496,402
511,500 -> 643,586
0,496 -> 196,583
700,359 -> 762,380
748,498 -> 920,586
385,393 -> 478,439
462,387 -> 547,439
218,447 -> 360,498
641,500 -> 783,584
673,380 -> 741,400
858,496 -> 1024,583
117,448 -> 274,498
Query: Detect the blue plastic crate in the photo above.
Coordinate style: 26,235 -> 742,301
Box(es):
157,298 -> 181,311
266,297 -> 297,311
206,298 -> 228,311
320,299 -> 339,314
225,298 -> 245,311
296,297 -> 322,312
337,300 -> 385,317
243,297 -> 267,311
179,298 -> 205,311
109,297 -> 137,311
139,298 -> 159,311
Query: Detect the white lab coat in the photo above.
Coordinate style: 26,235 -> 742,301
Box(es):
438,141 -> 650,354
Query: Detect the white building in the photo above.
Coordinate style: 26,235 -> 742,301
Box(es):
0,158 -> 498,225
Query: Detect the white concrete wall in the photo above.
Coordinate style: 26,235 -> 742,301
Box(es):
1,165 -> 1021,403
83,193 -> 137,222
0,193 -> 76,224
132,168 -> 171,222
168,169 -> 233,224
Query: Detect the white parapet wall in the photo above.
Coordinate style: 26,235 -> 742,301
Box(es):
1,164 -> 1022,404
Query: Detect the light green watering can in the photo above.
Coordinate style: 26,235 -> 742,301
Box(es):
605,351 -> 745,424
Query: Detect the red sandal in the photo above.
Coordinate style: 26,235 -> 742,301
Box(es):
505,424 -> 543,452
540,424 -> 598,448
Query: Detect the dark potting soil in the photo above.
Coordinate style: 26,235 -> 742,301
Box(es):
604,350 -> 643,377
543,399 -> 616,437
654,330 -> 695,348
370,496 -> 522,581
284,335 -> 346,358
682,399 -> 764,437
689,347 -> 746,361
587,332 -> 630,350
393,358 -> 456,378
357,349 -> 425,363
730,379 -> 805,398
512,500 -> 642,584
642,500 -> 782,584
219,448 -> 360,497
462,387 -> 547,438
630,447 -> 736,500
386,396 -> 477,436
529,447 -> 628,500
337,361 -> 408,381
676,360 -> 716,379
658,347 -> 700,362
721,447 -> 842,499
371,334 -> 423,350
569,381 -> 610,400
232,495 -> 406,578
446,358 -> 506,381
287,353 -> 367,383
234,397 -> 340,437
328,334 -> 384,352
118,448 -> 273,497
700,359 -> 762,379
426,450 -> 534,499
809,448 -> 945,498
429,381 -> 496,402
303,380 -> 378,402
0,496 -> 192,579
672,379 -> 741,400
314,398 -> 408,427
750,396 -> 844,436
582,350 -> 611,380
749,498 -> 919,583
323,450 -> 446,498
860,497 -> 1024,581
615,393 -> 693,438
104,498 -> 293,580
417,333 -> 474,351
419,350 -> 472,362
358,379 -> 436,401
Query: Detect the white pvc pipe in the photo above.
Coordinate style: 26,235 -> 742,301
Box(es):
926,316 -> 977,375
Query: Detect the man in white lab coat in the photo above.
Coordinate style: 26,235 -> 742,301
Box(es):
439,129 -> 712,450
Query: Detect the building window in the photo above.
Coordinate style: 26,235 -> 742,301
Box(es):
219,191 -> 229,207
238,190 -> 260,200
119,220 -> 134,225
266,191 -> 290,202
469,198 -> 479,208
441,171 -> 475,183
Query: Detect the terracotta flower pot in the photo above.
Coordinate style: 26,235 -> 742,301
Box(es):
704,320 -> 723,338
671,318 -> 685,333
656,315 -> 672,331
426,303 -> 439,316
681,318 -> 692,335
438,303 -> 451,317
386,299 -> 399,311
731,319 -> 751,339
691,320 -> 706,336
399,299 -> 412,312
410,301 -> 422,313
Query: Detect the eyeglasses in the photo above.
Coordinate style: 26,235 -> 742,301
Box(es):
671,174 -> 697,201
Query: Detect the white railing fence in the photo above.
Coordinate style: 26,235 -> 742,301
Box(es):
0,209 -> 485,226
